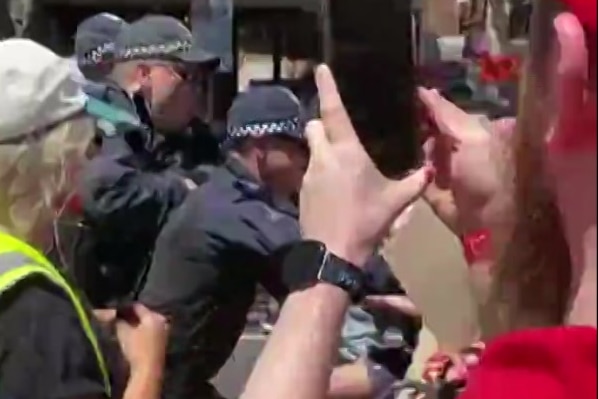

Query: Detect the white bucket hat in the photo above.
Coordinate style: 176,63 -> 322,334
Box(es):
0,38 -> 87,144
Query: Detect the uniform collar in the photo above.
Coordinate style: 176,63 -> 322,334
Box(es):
224,156 -> 298,218
102,80 -> 153,129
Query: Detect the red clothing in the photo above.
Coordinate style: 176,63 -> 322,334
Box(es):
561,0 -> 597,33
459,326 -> 597,399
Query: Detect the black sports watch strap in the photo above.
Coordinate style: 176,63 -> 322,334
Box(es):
281,240 -> 366,303
317,250 -> 366,303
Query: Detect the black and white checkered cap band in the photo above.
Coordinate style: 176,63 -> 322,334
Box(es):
117,40 -> 191,60
80,42 -> 115,66
227,117 -> 301,140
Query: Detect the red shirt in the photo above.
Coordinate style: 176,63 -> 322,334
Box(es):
459,326 -> 597,399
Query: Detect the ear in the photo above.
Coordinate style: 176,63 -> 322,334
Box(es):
135,64 -> 152,84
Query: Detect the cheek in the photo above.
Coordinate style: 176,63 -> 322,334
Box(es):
172,85 -> 197,112
151,72 -> 175,100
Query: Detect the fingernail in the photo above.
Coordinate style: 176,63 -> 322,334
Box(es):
425,166 -> 436,183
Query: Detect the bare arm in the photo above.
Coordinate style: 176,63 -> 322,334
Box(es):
242,284 -> 351,399
122,368 -> 163,399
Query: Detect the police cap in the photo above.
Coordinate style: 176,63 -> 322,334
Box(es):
225,85 -> 306,148
75,13 -> 128,67
114,15 -> 219,66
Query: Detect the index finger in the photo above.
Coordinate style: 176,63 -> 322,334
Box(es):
417,87 -> 481,142
315,64 -> 357,144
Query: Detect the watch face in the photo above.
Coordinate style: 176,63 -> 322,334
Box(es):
280,240 -> 327,291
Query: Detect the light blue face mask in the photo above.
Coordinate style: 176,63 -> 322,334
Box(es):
84,97 -> 141,128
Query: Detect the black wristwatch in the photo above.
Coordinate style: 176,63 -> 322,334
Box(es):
281,240 -> 366,303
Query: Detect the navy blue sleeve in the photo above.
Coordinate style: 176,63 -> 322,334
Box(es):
140,196 -> 296,307
80,156 -> 188,236
235,202 -> 301,299
197,200 -> 301,261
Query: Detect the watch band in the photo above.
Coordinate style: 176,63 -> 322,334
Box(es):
280,240 -> 366,303
317,250 -> 366,303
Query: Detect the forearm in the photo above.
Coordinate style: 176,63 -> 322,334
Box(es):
242,284 -> 351,399
122,367 -> 163,399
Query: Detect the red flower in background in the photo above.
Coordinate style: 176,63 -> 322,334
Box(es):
478,53 -> 522,84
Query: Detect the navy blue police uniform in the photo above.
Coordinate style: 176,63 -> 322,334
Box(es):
138,86 -> 306,399
76,16 -> 222,306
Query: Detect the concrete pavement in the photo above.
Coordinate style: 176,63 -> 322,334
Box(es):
213,333 -> 268,399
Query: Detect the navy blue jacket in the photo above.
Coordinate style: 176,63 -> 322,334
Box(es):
81,82 -> 187,235
77,82 -> 188,305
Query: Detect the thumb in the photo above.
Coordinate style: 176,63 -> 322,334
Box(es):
382,166 -> 434,216
131,303 -> 156,320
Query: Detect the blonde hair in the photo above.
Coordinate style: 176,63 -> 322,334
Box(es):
0,116 -> 95,246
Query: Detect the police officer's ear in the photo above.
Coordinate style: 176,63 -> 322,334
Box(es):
134,62 -> 153,87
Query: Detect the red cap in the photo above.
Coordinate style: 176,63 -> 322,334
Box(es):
561,0 -> 597,32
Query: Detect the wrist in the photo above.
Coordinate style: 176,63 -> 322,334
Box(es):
130,361 -> 164,381
304,237 -> 370,267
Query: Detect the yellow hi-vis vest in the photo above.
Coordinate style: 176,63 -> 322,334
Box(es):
0,231 -> 111,397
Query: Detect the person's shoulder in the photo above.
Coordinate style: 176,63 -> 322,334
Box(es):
0,276 -> 74,323
0,277 -> 83,348
181,168 -> 252,220
0,277 -> 107,399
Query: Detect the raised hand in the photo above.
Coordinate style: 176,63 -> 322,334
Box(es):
300,65 -> 433,265
419,88 -> 514,235
116,304 -> 170,374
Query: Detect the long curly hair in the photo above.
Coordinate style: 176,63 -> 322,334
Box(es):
0,116 -> 95,248
483,0 -> 574,337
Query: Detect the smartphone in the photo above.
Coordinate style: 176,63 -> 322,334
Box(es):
319,0 -> 419,177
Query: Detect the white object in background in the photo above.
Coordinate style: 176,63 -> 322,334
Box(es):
436,35 -> 466,62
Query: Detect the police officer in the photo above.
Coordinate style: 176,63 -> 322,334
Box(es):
49,14 -> 130,278
78,15 -> 220,306
139,85 -> 416,399
138,85 -> 308,399
74,12 -> 128,84
96,14 -> 221,179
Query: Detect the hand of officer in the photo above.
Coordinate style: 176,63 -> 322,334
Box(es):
419,88 -> 513,235
300,65 -> 433,266
116,304 -> 170,373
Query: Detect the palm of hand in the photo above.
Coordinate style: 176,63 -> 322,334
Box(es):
450,131 -> 505,231
424,110 -> 508,233
300,134 -> 394,259
300,66 -> 431,264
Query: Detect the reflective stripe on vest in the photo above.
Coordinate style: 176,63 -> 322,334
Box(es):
0,232 -> 111,397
